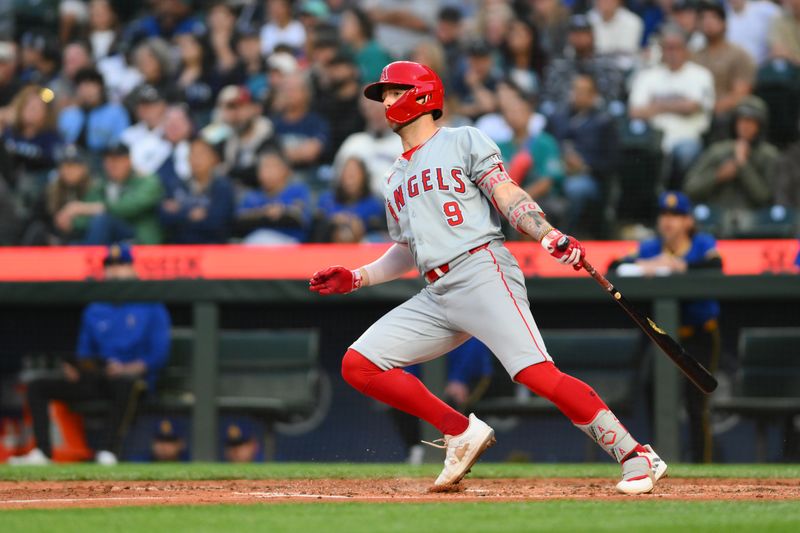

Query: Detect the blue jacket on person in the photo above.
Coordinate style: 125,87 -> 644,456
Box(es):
76,302 -> 171,389
58,103 -> 131,153
160,175 -> 235,244
406,338 -> 493,385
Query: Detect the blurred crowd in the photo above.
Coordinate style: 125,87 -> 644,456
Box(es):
0,0 -> 799,246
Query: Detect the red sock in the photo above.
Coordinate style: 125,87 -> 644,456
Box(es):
341,349 -> 469,436
514,362 -> 609,424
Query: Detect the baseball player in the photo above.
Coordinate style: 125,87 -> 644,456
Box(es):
310,61 -> 667,493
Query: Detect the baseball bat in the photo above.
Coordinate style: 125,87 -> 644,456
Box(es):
557,238 -> 718,393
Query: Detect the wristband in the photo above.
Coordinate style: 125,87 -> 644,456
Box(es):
352,269 -> 363,291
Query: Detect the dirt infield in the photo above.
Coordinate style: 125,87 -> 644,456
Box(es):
1,477 -> 798,509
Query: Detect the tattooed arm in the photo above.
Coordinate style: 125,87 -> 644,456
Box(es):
490,179 -> 585,269
491,181 -> 554,242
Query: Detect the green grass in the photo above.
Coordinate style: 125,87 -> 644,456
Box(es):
0,462 -> 799,481
3,501 -> 800,533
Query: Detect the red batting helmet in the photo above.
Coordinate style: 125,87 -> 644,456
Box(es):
363,61 -> 444,125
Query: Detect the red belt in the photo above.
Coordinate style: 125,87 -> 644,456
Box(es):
424,242 -> 491,283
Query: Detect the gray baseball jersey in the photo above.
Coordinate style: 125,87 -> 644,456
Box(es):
382,126 -> 505,273
351,126 -> 552,379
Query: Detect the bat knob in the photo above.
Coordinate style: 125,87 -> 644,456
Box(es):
556,235 -> 570,252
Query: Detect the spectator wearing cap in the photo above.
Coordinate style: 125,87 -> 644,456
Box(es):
333,96 -> 402,195
49,42 -> 93,110
235,150 -> 311,245
0,42 -> 22,108
663,0 -> 706,53
58,67 -> 131,156
212,85 -> 280,190
684,96 -> 778,234
768,0 -> 800,66
260,0 -> 307,56
451,39 -> 502,121
313,55 -> 367,163
271,72 -> 330,176
22,145 -> 92,245
19,31 -> 60,85
366,0 -> 439,59
150,418 -> 187,462
726,0 -> 780,65
629,24 -> 714,188
340,7 -> 393,84
610,191 -> 721,462
491,80 -> 567,227
66,143 -> 163,244
547,74 -> 618,236
540,15 -> 626,113
121,84 -> 168,171
263,50 -> 300,111
0,86 -> 63,204
588,0 -> 644,62
500,18 -> 547,96
176,30 -> 246,128
531,0 -> 572,60
315,156 -> 385,243
224,423 -> 259,462
692,0 -> 756,139
9,243 -> 171,467
160,136 -> 234,244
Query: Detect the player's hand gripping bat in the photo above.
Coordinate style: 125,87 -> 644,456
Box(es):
557,237 -> 718,394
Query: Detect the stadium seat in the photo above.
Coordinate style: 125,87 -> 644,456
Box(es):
755,59 -> 800,148
712,328 -> 800,461
155,328 -> 322,422
730,206 -> 797,239
613,119 -> 663,226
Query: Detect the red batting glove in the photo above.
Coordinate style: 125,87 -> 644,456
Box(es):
541,229 -> 585,271
309,266 -> 363,295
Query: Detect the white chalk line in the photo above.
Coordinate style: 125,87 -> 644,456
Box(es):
1,496 -> 167,505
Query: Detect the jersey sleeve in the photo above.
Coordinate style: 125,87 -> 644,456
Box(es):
461,127 -> 505,185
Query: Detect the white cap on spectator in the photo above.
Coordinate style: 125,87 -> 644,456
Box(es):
0,42 -> 15,62
267,52 -> 299,75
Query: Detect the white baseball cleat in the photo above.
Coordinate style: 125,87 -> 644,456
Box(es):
7,448 -> 51,466
616,444 -> 668,494
424,413 -> 496,487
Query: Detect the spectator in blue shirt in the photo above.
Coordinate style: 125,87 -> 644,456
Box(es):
316,157 -> 385,243
271,72 -> 330,175
160,136 -> 234,243
611,191 -> 722,463
10,244 -> 171,466
58,68 -> 131,156
236,150 -> 311,244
